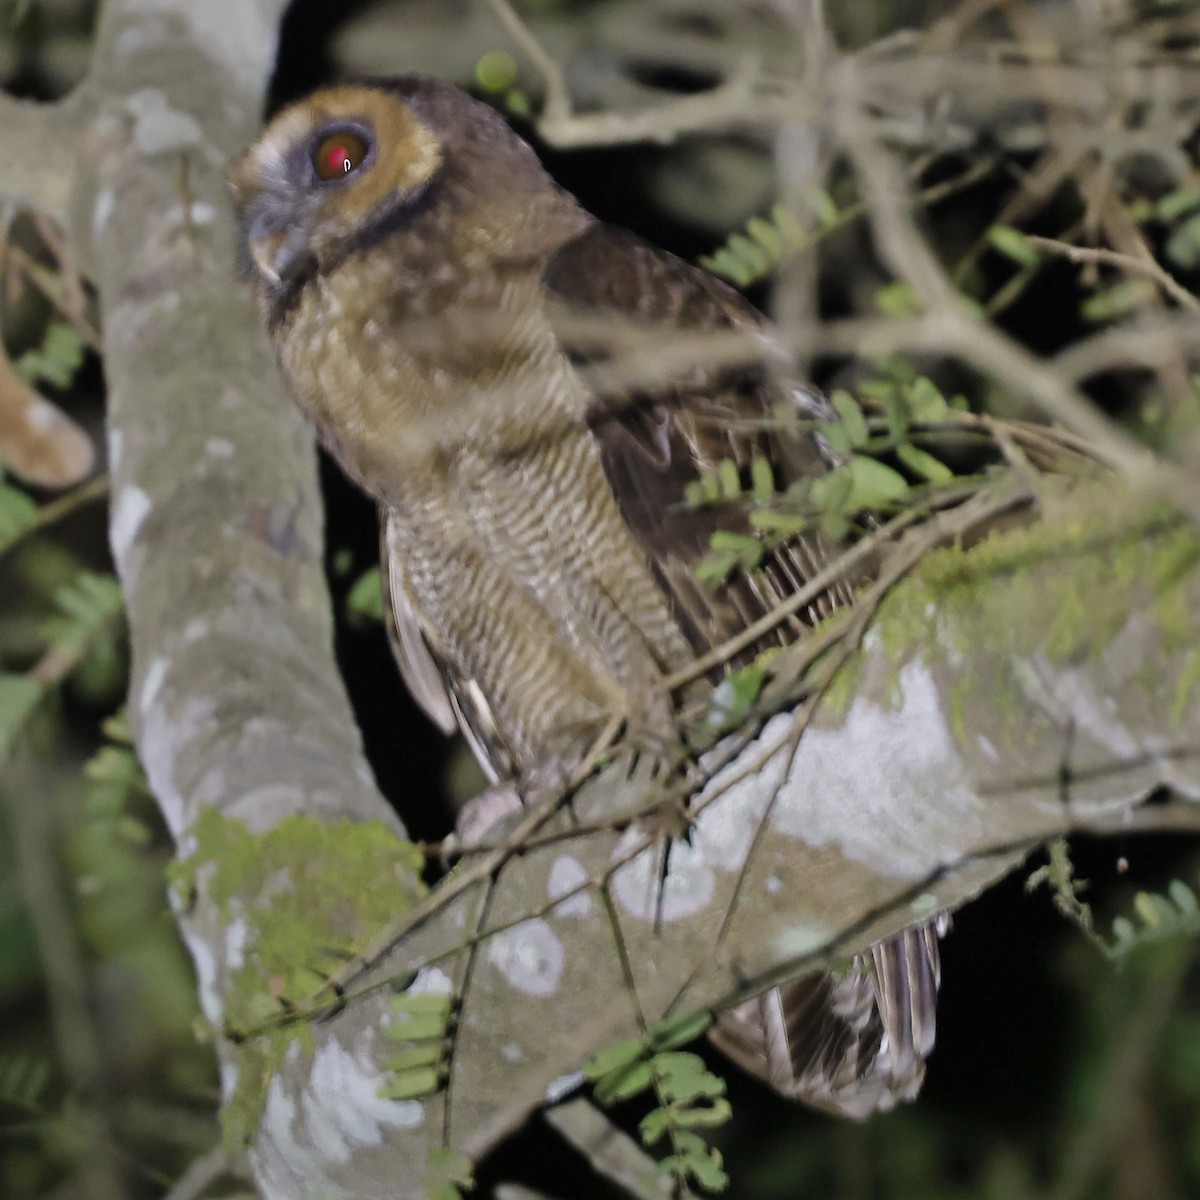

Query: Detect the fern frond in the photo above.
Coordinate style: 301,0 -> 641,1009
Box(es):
1107,880 -> 1200,963
586,1010 -> 730,1193
0,1054 -> 51,1115
0,479 -> 38,555
700,204 -> 813,286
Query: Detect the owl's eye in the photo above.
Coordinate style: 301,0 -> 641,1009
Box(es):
312,130 -> 371,182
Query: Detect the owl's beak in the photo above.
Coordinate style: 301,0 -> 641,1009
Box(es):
245,210 -> 308,288
248,230 -> 289,287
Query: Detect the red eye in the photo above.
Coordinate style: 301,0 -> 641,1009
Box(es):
313,130 -> 370,181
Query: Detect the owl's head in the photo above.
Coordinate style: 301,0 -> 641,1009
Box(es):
229,76 -> 556,309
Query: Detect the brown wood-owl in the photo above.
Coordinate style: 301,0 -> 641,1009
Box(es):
230,75 -> 940,1119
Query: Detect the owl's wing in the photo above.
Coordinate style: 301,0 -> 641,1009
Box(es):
543,221 -> 940,1117
543,221 -> 852,654
381,512 -> 512,783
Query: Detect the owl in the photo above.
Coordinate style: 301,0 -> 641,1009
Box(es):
230,76 -> 941,1118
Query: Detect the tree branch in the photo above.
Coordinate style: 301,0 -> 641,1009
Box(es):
0,91 -> 82,224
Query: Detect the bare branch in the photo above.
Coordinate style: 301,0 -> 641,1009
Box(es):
0,92 -> 82,223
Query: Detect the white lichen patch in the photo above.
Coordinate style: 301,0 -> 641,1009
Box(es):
183,927 -> 222,1025
708,660 -> 983,880
139,695 -> 215,836
225,915 -> 248,971
690,768 -> 773,872
485,919 -> 564,997
772,921 -> 831,961
408,967 -> 453,996
500,1042 -> 524,1064
254,1037 -> 424,1200
110,485 -> 151,567
125,88 -> 204,156
547,855 -> 591,918
545,1071 -> 585,1104
93,188 -> 116,235
114,19 -> 173,62
165,201 -> 217,229
182,617 -> 210,643
26,398 -> 59,431
106,427 -> 123,472
139,655 -> 169,716
205,437 -> 234,459
226,783 -> 308,832
610,827 -> 714,923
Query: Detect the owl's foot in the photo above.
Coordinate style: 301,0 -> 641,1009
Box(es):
452,781 -> 525,849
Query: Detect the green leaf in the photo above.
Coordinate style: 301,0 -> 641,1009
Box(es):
807,187 -> 840,228
881,389 -> 912,440
0,1055 -> 50,1110
746,216 -> 784,258
987,225 -> 1040,267
708,530 -> 762,571
726,234 -> 771,277
391,991 -> 454,1016
1169,880 -> 1198,912
829,389 -> 869,448
347,567 -> 384,622
845,455 -> 910,510
748,508 -> 810,535
0,481 -> 38,555
694,548 -> 740,585
0,674 -> 43,762
475,50 -> 518,93
816,420 -> 852,457
672,1098 -> 733,1128
897,442 -> 954,483
1157,186 -> 1200,222
705,666 -> 764,729
1081,279 -> 1158,321
749,457 -> 775,504
385,1014 -> 450,1041
649,1009 -> 712,1051
808,467 -> 853,515
385,1044 -> 445,1071
428,1146 -> 474,1187
903,376 -> 950,422
1165,212 -> 1200,270
770,205 -> 808,248
379,1066 -> 441,1100
584,1038 -> 644,1080
875,283 -> 923,316
716,458 -> 741,501
594,1060 -> 654,1105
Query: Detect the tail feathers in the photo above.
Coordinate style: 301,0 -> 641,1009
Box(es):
710,920 -> 946,1120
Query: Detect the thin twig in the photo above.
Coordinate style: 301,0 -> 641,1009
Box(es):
483,0 -> 572,124
0,473 -> 109,562
162,1146 -> 238,1200
1025,234 -> 1200,311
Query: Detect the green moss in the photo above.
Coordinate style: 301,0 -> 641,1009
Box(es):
1172,647 -> 1200,727
850,479 -> 1199,744
813,647 -> 864,721
170,810 -> 426,1146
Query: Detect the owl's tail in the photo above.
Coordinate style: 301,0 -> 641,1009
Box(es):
709,918 -> 948,1119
